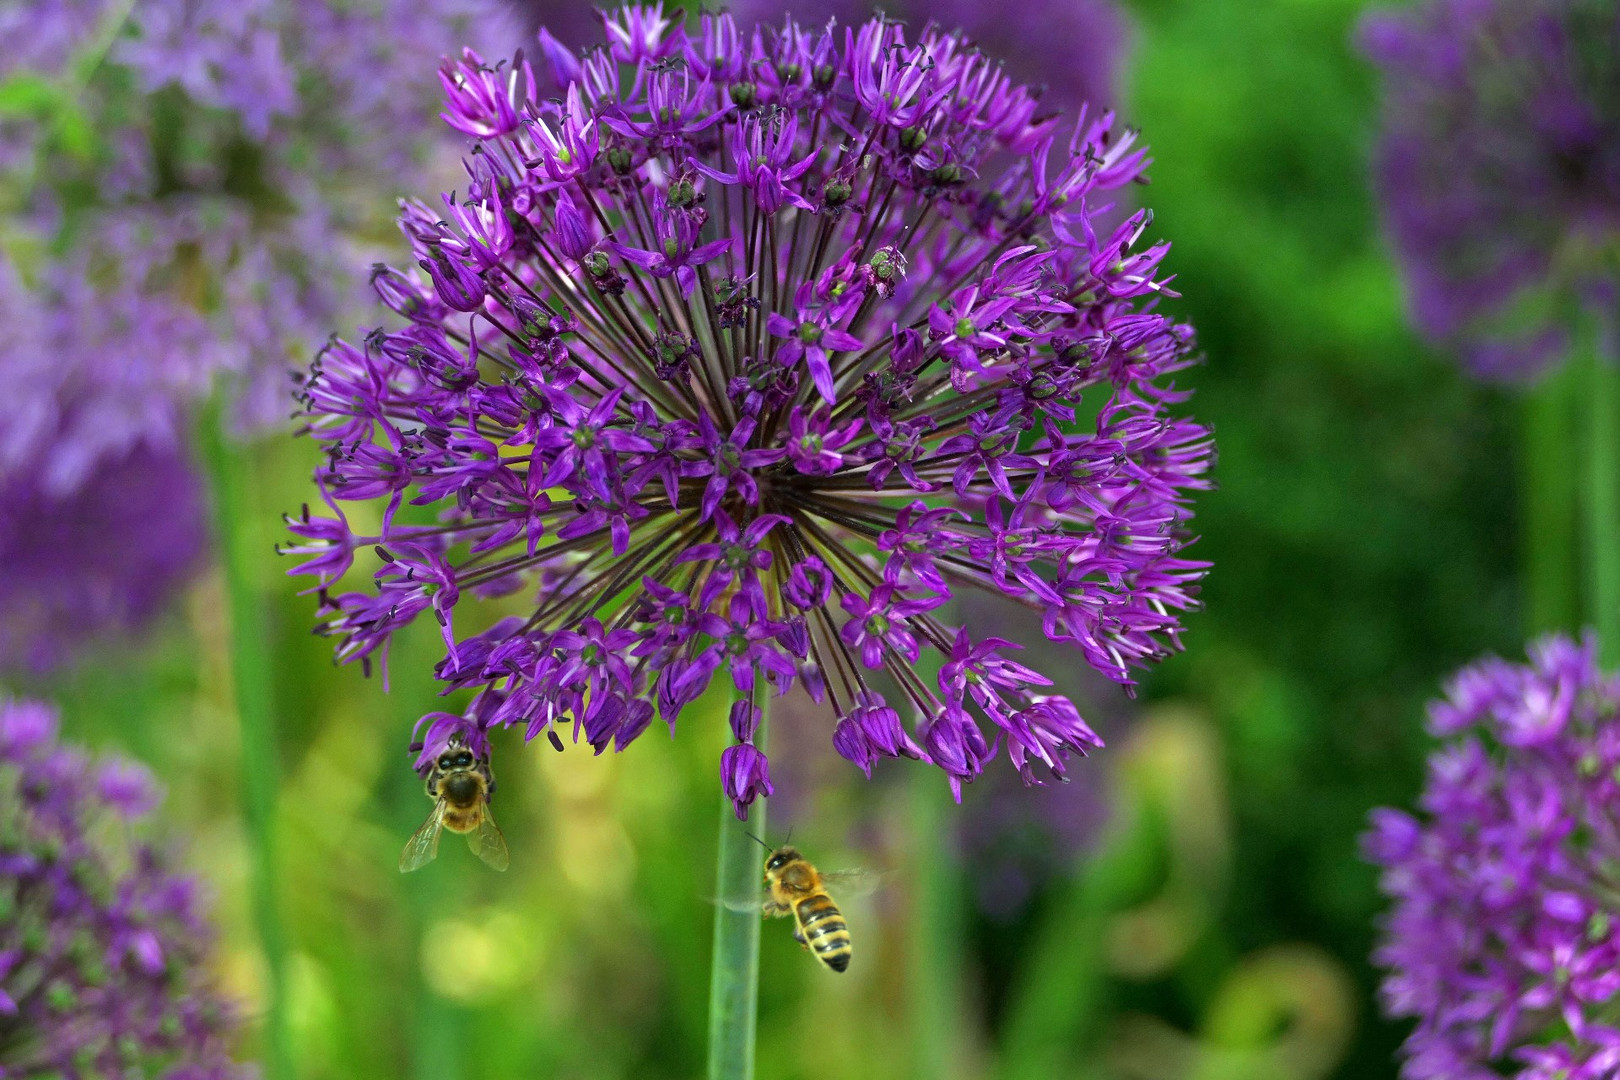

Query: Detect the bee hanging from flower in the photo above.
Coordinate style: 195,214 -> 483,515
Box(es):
400,731 -> 510,872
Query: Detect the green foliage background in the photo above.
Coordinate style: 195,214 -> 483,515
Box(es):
16,0 -> 1540,1077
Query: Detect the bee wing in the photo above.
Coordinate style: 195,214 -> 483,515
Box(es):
713,886 -> 777,915
400,800 -> 447,873
818,868 -> 888,900
467,802 -> 510,872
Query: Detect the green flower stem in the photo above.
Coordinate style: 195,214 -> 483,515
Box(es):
197,400 -> 290,1080
1524,364 -> 1581,637
908,768 -> 966,1080
1583,306 -> 1620,664
707,703 -> 766,1080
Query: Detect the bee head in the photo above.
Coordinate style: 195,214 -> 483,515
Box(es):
437,749 -> 476,770
765,847 -> 800,872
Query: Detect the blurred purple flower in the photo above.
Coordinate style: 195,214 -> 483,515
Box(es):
291,6 -> 1211,817
1360,0 -> 1620,381
0,696 -> 248,1077
0,441 -> 205,674
516,1 -> 605,50
0,0 -> 110,84
118,0 -> 523,173
1366,635 -> 1620,1079
0,0 -> 523,670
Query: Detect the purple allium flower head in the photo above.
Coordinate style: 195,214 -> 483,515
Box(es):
1366,635 -> 1620,1079
292,5 -> 1212,816
0,0 -> 522,670
1360,0 -> 1620,381
0,697 -> 248,1077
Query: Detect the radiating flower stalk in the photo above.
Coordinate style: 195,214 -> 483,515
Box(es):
1366,636 -> 1620,1080
287,7 -> 1210,1075
1360,0 -> 1620,654
0,696 -> 249,1077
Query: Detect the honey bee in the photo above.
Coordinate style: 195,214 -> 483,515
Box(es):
759,846 -> 873,973
399,736 -> 509,873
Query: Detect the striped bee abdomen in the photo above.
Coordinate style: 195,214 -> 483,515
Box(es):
795,892 -> 852,973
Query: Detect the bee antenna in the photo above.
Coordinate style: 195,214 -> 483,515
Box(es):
743,830 -> 773,852
784,826 -> 793,848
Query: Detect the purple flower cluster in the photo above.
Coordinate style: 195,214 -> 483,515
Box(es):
0,697 -> 247,1078
290,6 -> 1212,817
1360,0 -> 1620,381
1366,636 -> 1620,1080
0,0 -> 521,670
118,0 -> 522,176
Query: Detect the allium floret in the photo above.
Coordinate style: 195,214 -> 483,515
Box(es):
0,697 -> 247,1077
291,5 -> 1213,817
1366,636 -> 1620,1080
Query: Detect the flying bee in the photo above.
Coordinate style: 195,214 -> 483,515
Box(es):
399,736 -> 509,873
752,844 -> 878,973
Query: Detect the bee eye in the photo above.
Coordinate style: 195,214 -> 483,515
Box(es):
437,755 -> 452,769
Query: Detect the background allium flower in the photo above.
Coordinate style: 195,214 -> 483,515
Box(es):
0,443 -> 204,673
1365,636 -> 1620,1080
0,697 -> 248,1077
292,6 -> 1212,817
0,0 -> 522,670
1360,0 -> 1620,380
